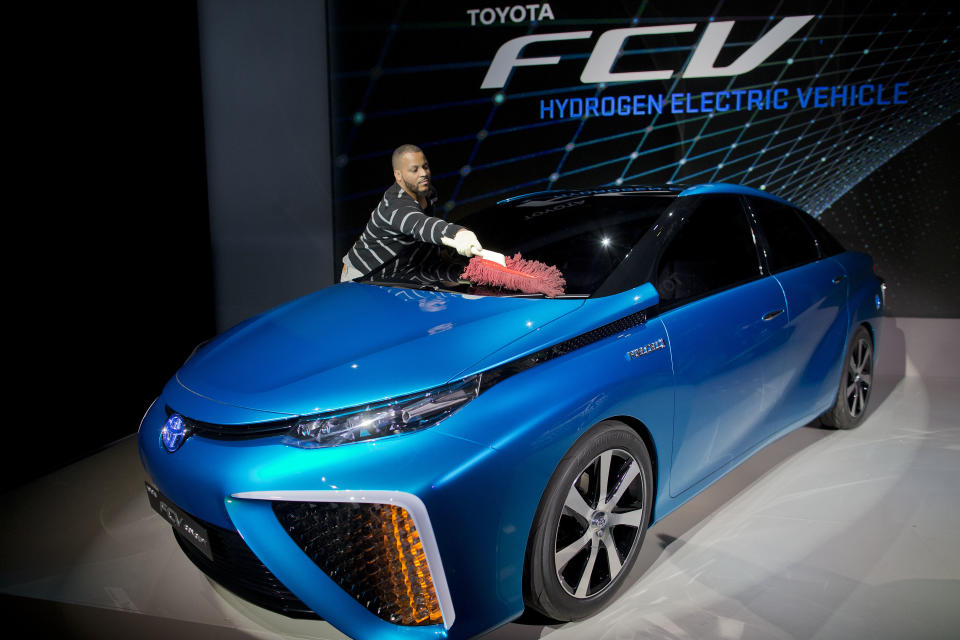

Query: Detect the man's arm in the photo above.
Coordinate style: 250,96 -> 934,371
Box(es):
387,202 -> 462,245
379,193 -> 482,257
372,186 -> 481,257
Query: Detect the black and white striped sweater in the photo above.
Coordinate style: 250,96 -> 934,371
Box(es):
346,184 -> 463,275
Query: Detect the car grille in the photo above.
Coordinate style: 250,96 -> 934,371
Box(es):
165,406 -> 294,440
273,501 -> 443,626
171,511 -> 320,619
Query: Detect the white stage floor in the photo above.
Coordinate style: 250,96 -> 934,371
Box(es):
2,319 -> 958,639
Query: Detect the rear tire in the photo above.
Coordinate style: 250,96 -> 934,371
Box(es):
821,325 -> 873,429
524,421 -> 653,621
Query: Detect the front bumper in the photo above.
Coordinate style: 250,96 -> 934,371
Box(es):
138,396 -> 522,640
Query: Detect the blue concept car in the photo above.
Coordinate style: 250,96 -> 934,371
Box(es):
139,184 -> 884,640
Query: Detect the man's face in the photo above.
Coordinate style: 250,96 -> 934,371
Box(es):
394,152 -> 431,195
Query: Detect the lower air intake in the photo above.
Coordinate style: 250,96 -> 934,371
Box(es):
273,501 -> 443,626
171,512 -> 318,619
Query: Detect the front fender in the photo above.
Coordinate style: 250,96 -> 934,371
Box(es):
434,315 -> 675,626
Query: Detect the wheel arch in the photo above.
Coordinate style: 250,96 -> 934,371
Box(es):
849,319 -> 878,375
605,414 -> 660,521
860,319 -> 876,348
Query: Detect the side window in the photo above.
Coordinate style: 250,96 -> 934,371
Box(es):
798,210 -> 845,257
657,195 -> 761,307
748,197 -> 820,273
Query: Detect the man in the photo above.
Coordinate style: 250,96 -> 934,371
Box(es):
341,144 -> 483,281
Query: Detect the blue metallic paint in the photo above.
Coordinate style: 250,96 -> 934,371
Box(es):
139,185 -> 884,640
834,252 -> 884,368
177,283 -> 582,416
766,257 -> 850,434
678,182 -> 794,207
664,276 -> 788,496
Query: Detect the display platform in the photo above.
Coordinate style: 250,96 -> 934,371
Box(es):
1,317 -> 957,640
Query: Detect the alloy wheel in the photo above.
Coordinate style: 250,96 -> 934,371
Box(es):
845,337 -> 873,418
554,448 -> 646,598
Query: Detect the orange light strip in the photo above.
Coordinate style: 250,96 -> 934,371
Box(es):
376,505 -> 443,625
389,507 -> 417,621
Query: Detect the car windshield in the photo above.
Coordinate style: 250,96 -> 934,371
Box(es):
356,191 -> 676,297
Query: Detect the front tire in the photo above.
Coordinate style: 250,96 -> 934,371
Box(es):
524,421 -> 653,621
821,325 -> 873,429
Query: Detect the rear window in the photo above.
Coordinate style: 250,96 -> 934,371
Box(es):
657,195 -> 761,307
799,211 -> 845,257
748,196 -> 820,273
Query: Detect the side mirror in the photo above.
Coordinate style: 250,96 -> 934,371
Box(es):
579,283 -> 659,327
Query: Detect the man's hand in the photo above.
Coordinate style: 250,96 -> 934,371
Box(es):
443,229 -> 483,257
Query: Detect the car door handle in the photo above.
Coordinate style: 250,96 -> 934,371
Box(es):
762,309 -> 784,321
832,275 -> 846,284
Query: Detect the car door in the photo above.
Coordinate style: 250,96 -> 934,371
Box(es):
746,197 -> 849,435
657,195 -> 788,498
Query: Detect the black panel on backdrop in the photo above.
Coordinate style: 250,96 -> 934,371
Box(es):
199,0 -> 334,331
329,1 -> 959,276
820,114 -> 960,318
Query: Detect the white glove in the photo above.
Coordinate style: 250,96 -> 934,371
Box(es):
442,229 -> 483,257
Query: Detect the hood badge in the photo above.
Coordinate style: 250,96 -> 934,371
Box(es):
627,337 -> 665,360
161,414 -> 189,452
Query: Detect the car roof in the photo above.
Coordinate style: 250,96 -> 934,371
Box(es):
497,185 -> 681,205
677,183 -> 796,208
498,183 -> 797,210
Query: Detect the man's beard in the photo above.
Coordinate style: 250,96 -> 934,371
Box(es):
404,176 -> 430,194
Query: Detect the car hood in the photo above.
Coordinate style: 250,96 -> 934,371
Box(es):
175,282 -> 582,416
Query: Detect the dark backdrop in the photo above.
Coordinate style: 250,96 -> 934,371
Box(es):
5,3 -> 214,490
821,114 -> 960,317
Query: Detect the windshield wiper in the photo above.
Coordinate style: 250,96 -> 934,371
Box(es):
358,280 -> 587,299
497,292 -> 589,299
358,280 -> 463,294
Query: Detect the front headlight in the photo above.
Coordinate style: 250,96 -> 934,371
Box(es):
282,375 -> 480,448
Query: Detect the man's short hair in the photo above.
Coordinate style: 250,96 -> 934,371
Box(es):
392,144 -> 424,169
